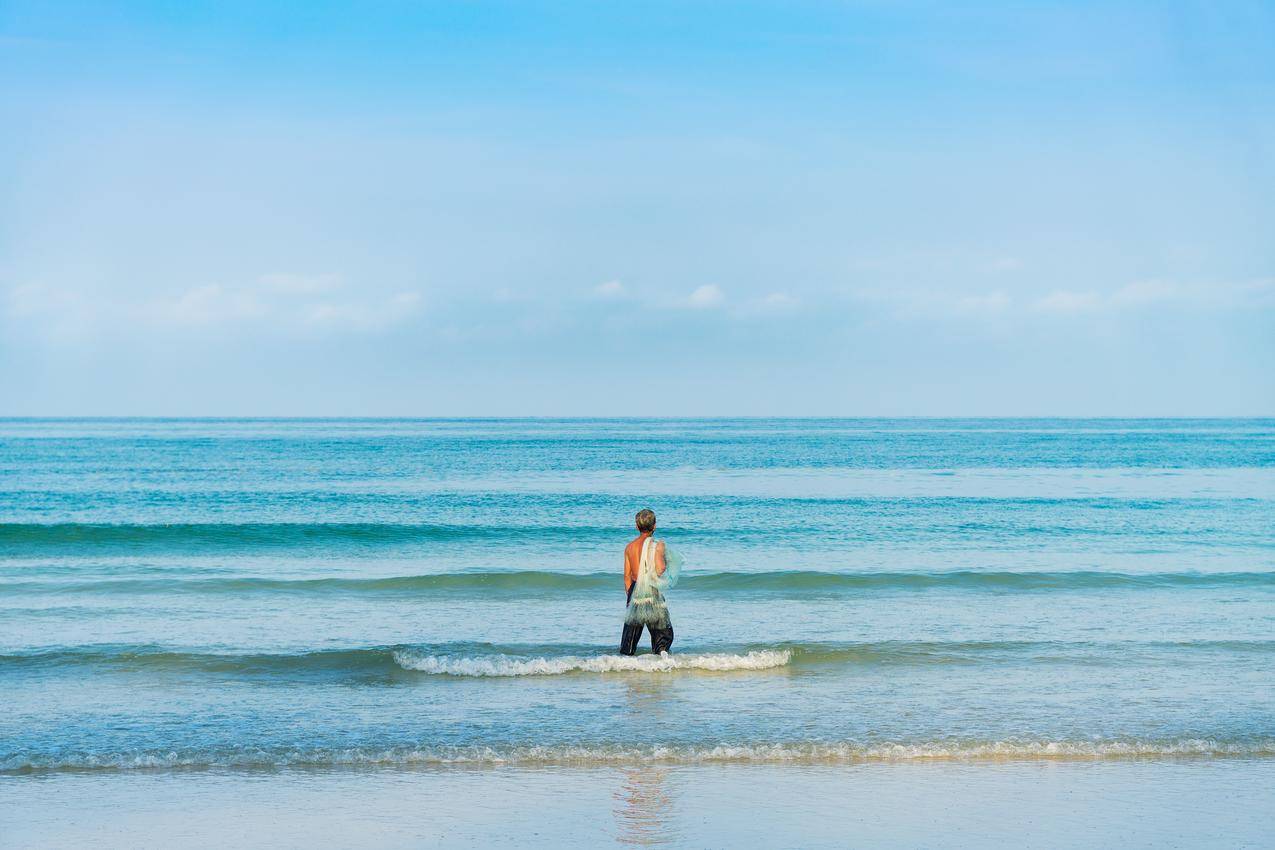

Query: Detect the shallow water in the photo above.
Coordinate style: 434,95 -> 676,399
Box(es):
2,419 -> 1273,840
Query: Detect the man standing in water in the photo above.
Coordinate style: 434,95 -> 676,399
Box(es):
620,509 -> 675,655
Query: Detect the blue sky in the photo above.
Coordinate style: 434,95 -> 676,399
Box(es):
2,1 -> 1272,415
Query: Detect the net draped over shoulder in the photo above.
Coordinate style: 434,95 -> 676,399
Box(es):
625,537 -> 682,628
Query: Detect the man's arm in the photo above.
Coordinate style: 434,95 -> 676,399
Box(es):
654,541 -> 667,576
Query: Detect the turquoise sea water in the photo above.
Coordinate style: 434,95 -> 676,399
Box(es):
2,419 -> 1274,773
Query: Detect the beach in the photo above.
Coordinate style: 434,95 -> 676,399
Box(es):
2,418 -> 1273,847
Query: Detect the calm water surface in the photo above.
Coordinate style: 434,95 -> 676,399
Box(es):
2,419 -> 1273,773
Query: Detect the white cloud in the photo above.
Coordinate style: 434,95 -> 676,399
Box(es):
1107,279 -> 1271,308
846,279 -> 1275,322
302,291 -> 421,331
1032,279 -> 1275,315
2,273 -> 422,337
850,286 -> 1009,319
1109,280 -> 1178,305
760,291 -> 798,309
987,257 -> 1023,272
150,284 -> 269,325
686,284 -> 725,309
3,282 -> 96,338
259,272 -> 342,295
6,282 -> 86,318
150,275 -> 421,332
952,291 -> 1011,315
593,280 -> 626,298
1033,290 -> 1102,314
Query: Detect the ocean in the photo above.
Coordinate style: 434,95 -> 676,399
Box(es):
2,418 -> 1273,847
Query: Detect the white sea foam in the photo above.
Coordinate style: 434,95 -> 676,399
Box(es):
8,739 -> 1275,774
391,649 -> 792,676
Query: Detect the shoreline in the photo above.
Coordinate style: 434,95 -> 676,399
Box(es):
8,746 -> 1275,778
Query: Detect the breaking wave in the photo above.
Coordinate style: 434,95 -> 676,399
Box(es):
391,649 -> 791,676
8,639 -> 1273,679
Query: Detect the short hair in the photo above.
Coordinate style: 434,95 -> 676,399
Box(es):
635,509 -> 656,533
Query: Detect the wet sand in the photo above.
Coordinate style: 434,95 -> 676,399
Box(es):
3,759 -> 1272,848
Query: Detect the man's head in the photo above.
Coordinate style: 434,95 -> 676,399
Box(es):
635,509 -> 656,534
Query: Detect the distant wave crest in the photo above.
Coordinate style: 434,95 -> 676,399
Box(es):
7,568 -> 1274,597
0,521 -> 557,550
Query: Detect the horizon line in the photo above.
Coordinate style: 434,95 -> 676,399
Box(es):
1,415 -> 1272,422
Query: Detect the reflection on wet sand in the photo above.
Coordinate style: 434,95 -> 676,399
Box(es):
612,674 -> 680,845
614,765 -> 677,846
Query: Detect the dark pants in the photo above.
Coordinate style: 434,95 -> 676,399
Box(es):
620,620 -> 674,655
620,583 -> 674,655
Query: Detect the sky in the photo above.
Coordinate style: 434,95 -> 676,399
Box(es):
1,0 -> 1272,416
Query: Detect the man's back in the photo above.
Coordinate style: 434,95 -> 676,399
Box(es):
624,535 -> 664,592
